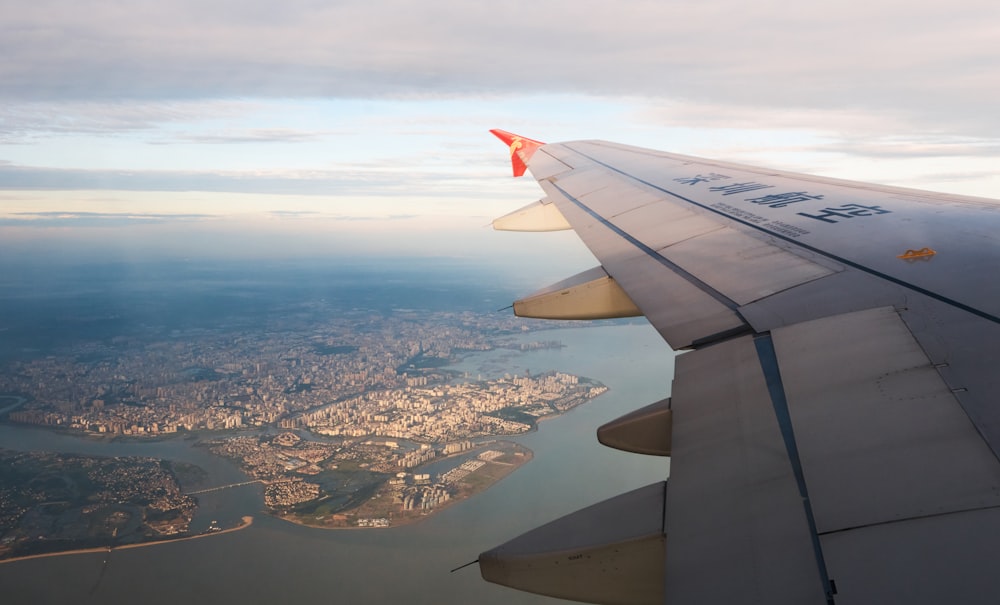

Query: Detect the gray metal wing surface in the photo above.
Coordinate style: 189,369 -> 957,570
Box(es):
480,130 -> 1000,605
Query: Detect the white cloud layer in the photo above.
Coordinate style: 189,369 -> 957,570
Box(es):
2,0 -> 999,132
2,0 -> 1000,247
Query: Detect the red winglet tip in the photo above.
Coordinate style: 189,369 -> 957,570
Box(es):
490,129 -> 545,177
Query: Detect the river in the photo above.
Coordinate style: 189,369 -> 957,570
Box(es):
0,323 -> 676,605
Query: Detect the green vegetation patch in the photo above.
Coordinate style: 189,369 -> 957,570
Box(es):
490,407 -> 539,426
0,449 -> 199,560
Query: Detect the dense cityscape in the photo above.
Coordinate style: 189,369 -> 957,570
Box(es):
1,308 -> 537,436
0,295 -> 611,557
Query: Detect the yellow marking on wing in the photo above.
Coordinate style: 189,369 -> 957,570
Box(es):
897,247 -> 937,260
509,138 -> 524,156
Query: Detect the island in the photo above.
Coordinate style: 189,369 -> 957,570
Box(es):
0,450 -> 197,561
208,436 -> 533,529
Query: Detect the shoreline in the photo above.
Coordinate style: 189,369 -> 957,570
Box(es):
279,446 -> 534,531
0,516 -> 254,566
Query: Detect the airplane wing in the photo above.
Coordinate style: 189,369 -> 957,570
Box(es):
478,129 -> 1000,605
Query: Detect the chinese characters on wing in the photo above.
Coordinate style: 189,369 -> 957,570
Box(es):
796,204 -> 891,223
672,173 -> 730,186
746,192 -> 825,208
672,172 -> 892,225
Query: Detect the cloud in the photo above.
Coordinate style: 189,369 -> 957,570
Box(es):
635,98 -> 1000,152
0,162 -> 496,196
265,210 -> 321,217
2,0 -> 999,215
0,210 -> 213,227
156,128 -> 340,145
629,97 -> 1000,177
0,100 -> 262,142
815,137 -> 1000,160
325,214 -> 419,222
2,1 -> 999,135
0,208 -> 425,230
262,210 -> 414,221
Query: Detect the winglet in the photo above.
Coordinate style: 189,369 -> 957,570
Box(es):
490,129 -> 545,177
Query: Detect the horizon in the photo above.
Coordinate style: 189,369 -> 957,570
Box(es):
3,1 -> 1000,272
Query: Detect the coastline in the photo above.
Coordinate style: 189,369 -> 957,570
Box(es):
0,516 -> 254,566
279,445 -> 534,530
0,322 -> 673,603
0,330 -> 613,549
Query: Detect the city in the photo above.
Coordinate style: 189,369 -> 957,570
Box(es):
0,299 -> 611,557
1,307 -> 530,436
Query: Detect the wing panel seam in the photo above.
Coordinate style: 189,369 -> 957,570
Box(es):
754,333 -> 836,605
548,181 -> 745,316
817,503 -> 1000,537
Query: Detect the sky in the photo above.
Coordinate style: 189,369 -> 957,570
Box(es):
2,0 -> 1000,278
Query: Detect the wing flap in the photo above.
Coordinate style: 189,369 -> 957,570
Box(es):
774,306 -> 1000,533
662,307 -> 1000,601
667,333 -> 829,604
821,508 -> 1000,604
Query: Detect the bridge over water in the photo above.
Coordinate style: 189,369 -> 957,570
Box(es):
186,480 -> 262,495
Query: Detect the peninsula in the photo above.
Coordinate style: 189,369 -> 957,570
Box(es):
208,370 -> 607,527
